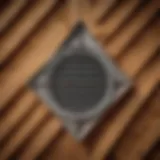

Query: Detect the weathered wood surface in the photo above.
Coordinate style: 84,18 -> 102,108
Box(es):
0,0 -> 159,160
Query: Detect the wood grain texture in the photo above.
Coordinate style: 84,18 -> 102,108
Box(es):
144,140 -> 160,160
94,0 -> 141,39
113,85 -> 160,160
91,55 -> 160,160
40,133 -> 90,160
0,90 -> 38,142
18,118 -> 62,160
0,0 -> 58,65
0,0 -> 28,34
0,104 -> 49,160
0,4 -> 67,110
92,0 -> 119,23
0,0 -> 159,159
107,0 -> 159,57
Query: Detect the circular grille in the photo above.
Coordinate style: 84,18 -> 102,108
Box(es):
49,54 -> 107,112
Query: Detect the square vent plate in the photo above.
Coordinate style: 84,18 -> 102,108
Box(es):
29,22 -> 131,140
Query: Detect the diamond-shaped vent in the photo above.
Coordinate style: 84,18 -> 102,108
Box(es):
29,22 -> 131,139
49,54 -> 106,112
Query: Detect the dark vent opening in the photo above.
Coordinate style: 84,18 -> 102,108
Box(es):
49,54 -> 107,112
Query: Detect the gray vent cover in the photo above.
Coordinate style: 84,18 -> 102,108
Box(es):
49,54 -> 107,113
29,22 -> 131,140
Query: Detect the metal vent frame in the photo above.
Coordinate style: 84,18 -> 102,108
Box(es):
29,22 -> 131,140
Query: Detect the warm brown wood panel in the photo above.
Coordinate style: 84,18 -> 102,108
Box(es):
91,54 -> 160,160
0,90 -> 38,142
17,118 -> 62,160
107,0 -> 159,57
0,104 -> 49,160
0,4 -> 67,110
0,0 -> 159,160
0,0 -> 28,34
0,0 -> 58,65
145,140 -> 160,160
94,0 -> 141,39
112,84 -> 160,160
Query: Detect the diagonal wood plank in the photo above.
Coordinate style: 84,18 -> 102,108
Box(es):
106,0 -> 159,57
0,8 -> 67,111
0,4 -> 156,159
91,55 -> 160,160
94,0 -> 140,40
113,85 -> 160,160
0,104 -> 49,160
0,90 -> 38,142
117,18 -> 159,77
0,1 -> 159,159
41,133 -> 89,160
92,0 -> 119,23
144,140 -> 160,160
17,118 -> 62,160
0,0 -> 59,65
0,0 -> 28,34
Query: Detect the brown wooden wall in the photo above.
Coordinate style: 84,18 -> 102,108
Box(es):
0,0 -> 159,160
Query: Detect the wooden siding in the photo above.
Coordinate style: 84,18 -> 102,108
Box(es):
0,0 -> 159,160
